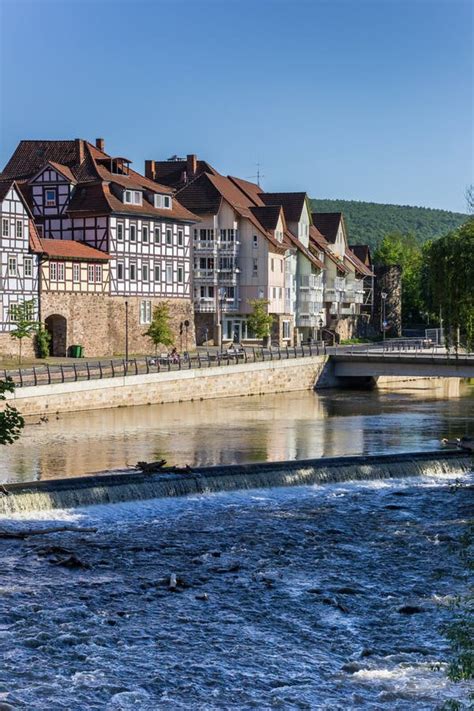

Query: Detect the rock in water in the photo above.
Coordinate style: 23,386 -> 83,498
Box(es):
169,573 -> 177,590
398,605 -> 425,614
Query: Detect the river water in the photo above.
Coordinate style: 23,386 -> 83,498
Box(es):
0,472 -> 471,710
1,384 -> 473,484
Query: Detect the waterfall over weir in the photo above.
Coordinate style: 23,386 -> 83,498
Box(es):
0,450 -> 471,515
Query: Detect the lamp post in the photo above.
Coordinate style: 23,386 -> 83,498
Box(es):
218,286 -> 226,349
381,291 -> 388,347
318,316 -> 323,344
125,300 -> 129,366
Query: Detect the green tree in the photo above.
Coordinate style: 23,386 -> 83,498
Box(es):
143,302 -> 174,353
423,220 -> 474,350
35,324 -> 51,359
0,378 -> 24,445
247,299 -> 274,344
10,299 -> 38,365
374,232 -> 424,326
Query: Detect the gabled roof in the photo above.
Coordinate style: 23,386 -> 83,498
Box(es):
175,173 -> 222,215
309,225 -> 348,273
344,249 -> 374,277
261,192 -> 308,223
29,220 -> 43,252
350,244 -> 372,266
249,205 -> 282,231
43,161 -> 77,183
2,139 -> 96,182
227,176 -> 264,205
311,212 -> 343,244
285,228 -> 325,270
0,178 -> 14,201
39,238 -> 110,261
148,158 -> 218,189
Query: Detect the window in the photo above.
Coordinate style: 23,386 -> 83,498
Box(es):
117,223 -> 124,241
166,263 -> 173,283
133,191 -> 142,205
130,263 -> 137,281
177,265 -> 184,283
271,258 -> 274,272
154,227 -> 161,243
163,195 -> 171,209
273,287 -> 277,298
73,263 -> 80,282
16,221 -> 22,239
166,228 -> 172,245
88,265 -> 95,282
8,256 -> 17,275
252,258 -> 258,276
57,263 -> 65,281
117,262 -> 124,280
2,218 -> 8,237
154,264 -> 160,282
178,229 -> 183,246
95,265 -> 102,283
50,262 -> 57,281
140,300 -> 152,324
24,258 -> 33,277
226,286 -> 235,299
283,321 -> 291,339
154,194 -> 172,209
130,224 -> 136,242
124,190 -> 142,205
142,225 -> 149,243
45,189 -> 56,206
253,235 -> 258,248
142,264 -> 149,281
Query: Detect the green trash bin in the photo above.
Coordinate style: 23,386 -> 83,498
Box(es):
70,345 -> 82,358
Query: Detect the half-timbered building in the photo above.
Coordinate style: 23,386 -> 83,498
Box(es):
2,139 -> 199,355
0,179 -> 41,357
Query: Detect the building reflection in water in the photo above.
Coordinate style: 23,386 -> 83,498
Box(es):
1,384 -> 472,483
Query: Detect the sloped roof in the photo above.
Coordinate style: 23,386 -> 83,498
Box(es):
344,249 -> 374,277
175,173 -> 222,215
309,225 -> 348,273
29,220 -> 43,252
311,212 -> 342,244
227,176 -> 264,205
0,178 -> 13,201
249,205 -> 282,231
350,244 -> 372,266
148,158 -> 218,189
46,161 -> 77,183
261,192 -> 307,223
39,238 -> 110,261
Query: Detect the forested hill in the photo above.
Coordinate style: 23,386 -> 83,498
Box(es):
310,198 -> 467,250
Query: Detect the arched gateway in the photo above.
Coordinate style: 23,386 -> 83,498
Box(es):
45,314 -> 67,357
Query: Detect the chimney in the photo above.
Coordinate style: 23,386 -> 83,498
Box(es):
145,160 -> 156,180
95,137 -> 105,152
75,138 -> 85,164
187,154 -> 197,177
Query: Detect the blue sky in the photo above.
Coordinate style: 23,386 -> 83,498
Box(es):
0,0 -> 472,212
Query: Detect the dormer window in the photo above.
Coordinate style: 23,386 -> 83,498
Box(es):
124,190 -> 142,205
154,194 -> 172,210
110,157 -> 131,175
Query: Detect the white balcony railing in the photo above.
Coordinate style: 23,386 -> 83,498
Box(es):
297,314 -> 321,328
194,299 -> 239,313
194,269 -> 217,282
193,240 -> 217,253
334,277 -> 346,290
298,274 -> 324,289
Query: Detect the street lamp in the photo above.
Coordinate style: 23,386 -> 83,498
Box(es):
381,291 -> 388,347
218,286 -> 227,349
318,316 -> 323,344
125,300 -> 129,365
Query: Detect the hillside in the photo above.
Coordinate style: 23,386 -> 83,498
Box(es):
310,198 -> 467,250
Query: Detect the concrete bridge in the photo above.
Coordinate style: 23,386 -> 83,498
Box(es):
331,351 -> 474,379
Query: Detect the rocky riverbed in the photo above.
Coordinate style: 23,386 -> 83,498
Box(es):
0,471 -> 472,710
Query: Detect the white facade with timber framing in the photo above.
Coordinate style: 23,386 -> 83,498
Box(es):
0,180 -> 39,336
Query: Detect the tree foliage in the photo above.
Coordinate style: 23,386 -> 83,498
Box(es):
423,220 -> 474,349
0,378 -> 25,446
143,302 -> 174,352
247,299 -> 274,340
10,299 -> 38,364
35,324 -> 51,359
311,198 -> 467,251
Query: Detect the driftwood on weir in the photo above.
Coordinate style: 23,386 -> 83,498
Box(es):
0,526 -> 98,539
134,460 -> 194,474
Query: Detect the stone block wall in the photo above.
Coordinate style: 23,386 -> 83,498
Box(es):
39,294 -> 196,358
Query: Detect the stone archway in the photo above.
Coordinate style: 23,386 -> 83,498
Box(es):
45,314 -> 67,357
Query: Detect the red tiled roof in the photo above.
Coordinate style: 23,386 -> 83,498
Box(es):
309,225 -> 348,273
175,173 -> 222,215
39,238 -> 110,261
311,212 -> 342,244
249,205 -> 282,231
227,176 -> 264,205
29,220 -> 43,252
344,249 -> 374,277
47,161 -> 77,183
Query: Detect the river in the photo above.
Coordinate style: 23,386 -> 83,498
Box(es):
1,384 -> 473,484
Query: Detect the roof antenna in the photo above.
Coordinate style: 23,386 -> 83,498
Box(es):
246,162 -> 265,187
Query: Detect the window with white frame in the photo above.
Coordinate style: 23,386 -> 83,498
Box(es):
88,265 -> 95,282
8,256 -> 17,276
117,262 -> 124,280
130,224 -> 136,241
163,195 -> 171,209
49,262 -> 57,281
124,190 -> 142,205
142,264 -> 149,281
139,300 -> 152,324
2,218 -> 8,237
154,227 -> 161,243
73,263 -> 80,282
94,265 -> 102,283
154,194 -> 172,209
24,257 -> 33,277
57,263 -> 65,281
166,263 -> 173,283
130,263 -> 137,281
154,264 -> 160,282
45,189 -> 56,206
117,222 -> 124,241
252,258 -> 258,276
177,265 -> 184,283
282,321 -> 291,339
16,220 -> 22,239
166,228 -> 172,245
142,225 -> 149,243
178,229 -> 183,246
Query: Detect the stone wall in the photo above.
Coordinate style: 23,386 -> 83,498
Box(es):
5,356 -> 332,416
0,332 -> 37,360
40,294 -> 196,358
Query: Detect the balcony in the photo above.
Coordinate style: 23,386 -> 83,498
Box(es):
193,240 -> 217,254
194,299 -> 239,313
218,270 -> 239,285
298,297 -> 323,315
334,277 -> 346,291
194,269 -> 217,283
296,314 -> 320,328
298,274 -> 324,289
324,288 -> 341,303
218,241 -> 240,255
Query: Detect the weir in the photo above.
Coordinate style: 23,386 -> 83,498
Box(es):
0,450 -> 471,515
